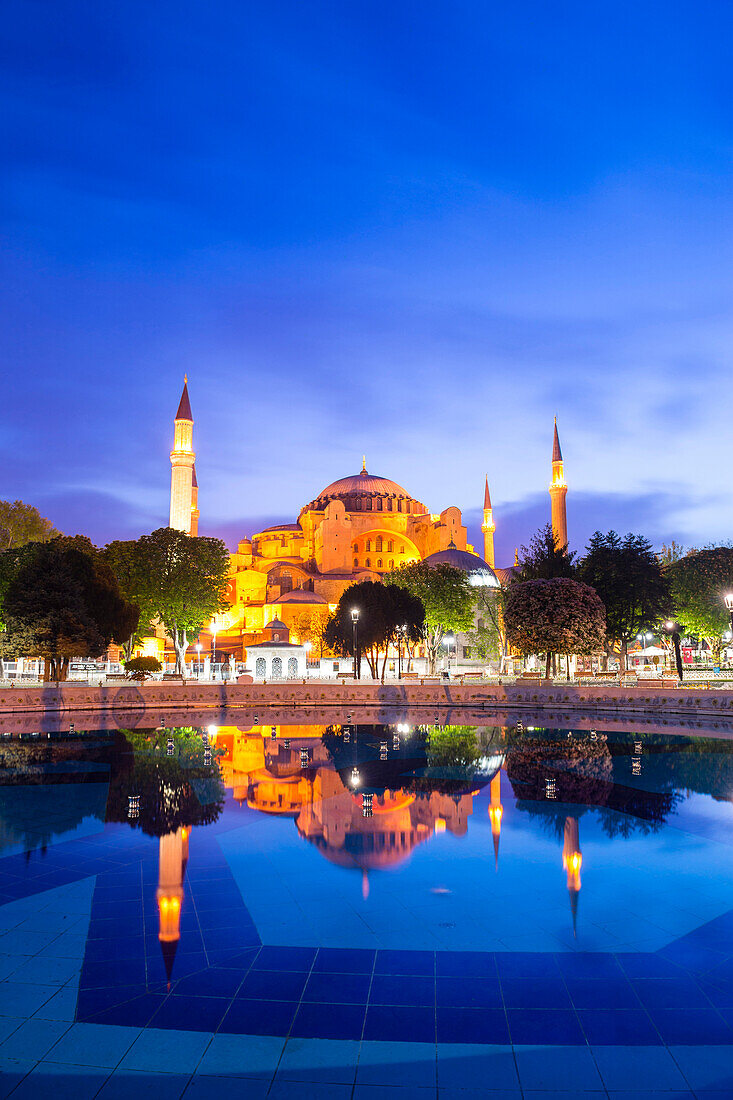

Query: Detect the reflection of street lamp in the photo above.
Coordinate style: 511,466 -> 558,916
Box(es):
351,608 -> 360,680
195,643 -> 202,680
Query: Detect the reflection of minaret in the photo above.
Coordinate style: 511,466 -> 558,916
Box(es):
169,377 -> 196,534
562,816 -> 582,937
157,826 -> 189,988
488,772 -> 503,870
482,476 -> 496,568
549,417 -> 568,549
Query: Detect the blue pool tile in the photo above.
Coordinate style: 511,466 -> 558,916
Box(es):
0,980 -> 59,1016
374,950 -> 434,977
501,977 -> 572,1010
355,1087 -> 435,1100
437,1006 -> 509,1044
0,1018 -> 70,1061
591,1045 -> 689,1091
173,967 -> 245,998
303,971 -> 370,1004
96,1068 -> 190,1100
184,1076 -> 269,1099
632,977 -> 712,1010
495,953 -> 561,979
649,1008 -> 733,1044
220,997 -> 297,1036
0,1056 -> 34,1100
290,1001 -> 366,1041
119,1026 -> 212,1074
697,976 -> 733,1008
275,1037 -> 360,1084
45,1022 -> 141,1068
436,951 -> 497,978
357,1039 -> 437,1087
565,977 -> 640,1011
313,949 -> 375,974
658,942 -> 727,975
76,984 -> 147,1018
196,1033 -> 284,1078
670,1043 -> 733,1091
86,993 -> 167,1029
363,1004 -> 435,1043
615,953 -> 686,980
515,1044 -> 603,1091
11,956 -> 81,986
507,1009 -> 584,1045
436,976 -> 501,1008
9,1062 -> 110,1100
269,1083 -> 353,1100
150,994 -> 228,1032
605,1091 -> 694,1100
254,946 -> 316,972
370,974 -> 435,1006
578,1008 -> 662,1045
437,1091 -> 521,1100
437,1042 -> 518,1090
554,953 -> 624,980
82,936 -> 145,963
80,958 -> 147,989
239,968 -> 307,1001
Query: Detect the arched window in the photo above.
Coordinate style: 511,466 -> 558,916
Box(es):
397,500 -> 403,512
376,497 -> 383,511
389,559 -> 394,569
366,497 -> 373,510
388,540 -> 394,552
271,656 -> 283,678
365,558 -> 371,567
387,499 -> 392,511
400,544 -> 405,554
352,543 -> 358,553
366,539 -> 371,551
255,657 -> 266,678
355,498 -> 362,510
377,559 -> 382,569
273,633 -> 280,642
376,536 -> 382,551
287,657 -> 298,678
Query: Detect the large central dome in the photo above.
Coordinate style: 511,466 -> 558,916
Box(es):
304,465 -> 426,514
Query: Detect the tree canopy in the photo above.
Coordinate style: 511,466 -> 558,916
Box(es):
386,560 -> 475,674
324,580 -> 424,679
0,536 -> 139,680
133,527 -> 231,674
577,531 -> 671,670
667,546 -> 733,661
504,577 -> 606,678
0,499 -> 59,552
517,523 -> 576,580
102,539 -> 159,659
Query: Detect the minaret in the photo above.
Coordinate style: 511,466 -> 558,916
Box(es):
562,816 -> 582,937
156,826 -> 189,988
549,417 -> 568,550
190,466 -> 199,536
482,476 -> 496,568
169,377 -> 196,534
488,771 -> 503,870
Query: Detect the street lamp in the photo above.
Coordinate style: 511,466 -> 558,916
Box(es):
664,620 -> 683,682
443,634 -> 455,677
351,608 -> 360,680
211,626 -> 217,677
725,594 -> 733,633
195,643 -> 202,680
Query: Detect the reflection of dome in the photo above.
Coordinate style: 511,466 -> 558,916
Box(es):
424,543 -> 500,588
304,466 -> 426,513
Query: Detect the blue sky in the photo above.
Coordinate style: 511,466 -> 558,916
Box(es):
2,1 -> 732,564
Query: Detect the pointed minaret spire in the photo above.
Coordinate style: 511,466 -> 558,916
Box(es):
549,417 -> 568,550
170,379 -> 196,534
482,475 -> 496,568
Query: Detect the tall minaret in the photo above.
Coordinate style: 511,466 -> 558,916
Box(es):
482,476 -> 496,568
549,417 -> 568,550
190,466 -> 199,536
169,378 -> 196,534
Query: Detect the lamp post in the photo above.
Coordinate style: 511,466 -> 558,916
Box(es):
665,620 -> 683,682
725,594 -> 733,634
195,643 -> 202,681
351,608 -> 360,680
443,634 -> 455,678
211,627 -> 217,679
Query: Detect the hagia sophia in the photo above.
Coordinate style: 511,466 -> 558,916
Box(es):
164,378 -> 568,664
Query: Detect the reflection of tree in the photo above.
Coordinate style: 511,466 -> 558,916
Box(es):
105,728 -> 225,837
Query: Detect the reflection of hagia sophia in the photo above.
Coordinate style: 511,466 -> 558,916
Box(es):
163,379 -> 569,659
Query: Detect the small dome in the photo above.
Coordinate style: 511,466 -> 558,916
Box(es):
424,543 -> 500,588
264,618 -> 288,630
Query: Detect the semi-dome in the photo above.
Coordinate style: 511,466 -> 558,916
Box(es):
304,463 -> 426,514
424,542 -> 500,587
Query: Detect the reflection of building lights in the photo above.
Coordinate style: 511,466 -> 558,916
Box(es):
434,818 -> 446,833
396,723 -> 410,734
350,767 -> 361,786
207,725 -> 218,737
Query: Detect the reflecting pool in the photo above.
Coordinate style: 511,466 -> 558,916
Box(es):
4,715 -> 733,1058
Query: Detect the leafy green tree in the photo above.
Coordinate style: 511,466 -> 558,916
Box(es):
102,539 -> 159,659
667,546 -> 733,663
0,499 -> 59,551
517,523 -> 576,580
0,537 -> 139,680
124,655 -> 162,680
504,578 -> 606,679
324,580 -> 424,680
577,531 -> 672,671
467,587 -> 505,666
386,561 -> 474,674
135,528 -> 231,675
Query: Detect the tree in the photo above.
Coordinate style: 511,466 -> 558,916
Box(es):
102,539 -> 159,659
667,546 -> 733,663
504,578 -> 606,679
290,607 -> 331,658
0,536 -> 139,680
324,580 -> 424,680
135,528 -> 231,675
0,499 -> 59,551
467,587 -> 506,668
386,561 -> 475,675
577,531 -> 672,671
125,656 -> 162,680
517,523 -> 576,580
